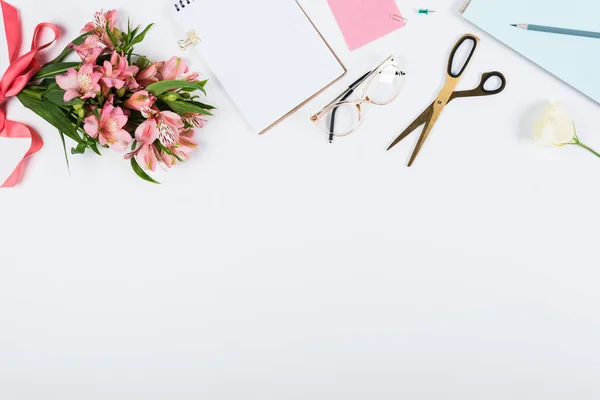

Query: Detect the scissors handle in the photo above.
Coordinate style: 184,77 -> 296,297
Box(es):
447,34 -> 479,79
450,71 -> 507,101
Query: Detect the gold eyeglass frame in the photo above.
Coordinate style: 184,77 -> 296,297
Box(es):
310,55 -> 405,140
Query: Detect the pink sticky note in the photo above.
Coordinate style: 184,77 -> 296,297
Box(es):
327,0 -> 406,51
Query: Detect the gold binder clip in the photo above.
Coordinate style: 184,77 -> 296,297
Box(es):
178,30 -> 200,50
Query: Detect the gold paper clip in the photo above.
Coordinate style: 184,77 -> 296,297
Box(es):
390,14 -> 408,22
178,30 -> 201,50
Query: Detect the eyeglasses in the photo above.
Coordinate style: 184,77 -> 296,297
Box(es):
311,55 -> 405,143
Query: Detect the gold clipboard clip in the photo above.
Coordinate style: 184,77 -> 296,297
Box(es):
178,30 -> 201,50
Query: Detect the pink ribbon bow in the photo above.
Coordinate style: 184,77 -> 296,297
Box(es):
0,0 -> 59,188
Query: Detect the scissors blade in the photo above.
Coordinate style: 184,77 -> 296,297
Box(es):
407,102 -> 445,167
386,104 -> 434,151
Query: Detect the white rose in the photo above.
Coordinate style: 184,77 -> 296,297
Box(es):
533,102 -> 577,146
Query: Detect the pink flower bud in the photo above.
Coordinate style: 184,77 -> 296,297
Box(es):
122,90 -> 156,111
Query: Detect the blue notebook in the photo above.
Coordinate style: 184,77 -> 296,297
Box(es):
461,0 -> 600,103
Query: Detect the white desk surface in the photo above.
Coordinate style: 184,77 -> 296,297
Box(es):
2,0 -> 600,398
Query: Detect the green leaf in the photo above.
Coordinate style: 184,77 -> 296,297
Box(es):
33,62 -> 80,81
130,157 -> 160,184
71,142 -> 87,155
17,93 -> 82,144
146,80 -> 207,96
43,84 -> 84,107
156,141 -> 184,162
105,22 -> 120,48
130,26 -> 140,42
49,32 -> 93,64
58,131 -> 71,172
190,100 -> 215,110
179,80 -> 208,92
89,141 -> 102,156
97,53 -> 112,65
164,100 -> 213,116
129,23 -> 154,47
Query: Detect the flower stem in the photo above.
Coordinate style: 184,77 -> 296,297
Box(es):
20,87 -> 44,100
572,139 -> 600,158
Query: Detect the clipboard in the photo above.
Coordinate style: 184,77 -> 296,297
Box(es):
171,0 -> 347,135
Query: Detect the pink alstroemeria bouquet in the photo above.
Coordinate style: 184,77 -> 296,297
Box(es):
17,9 -> 213,183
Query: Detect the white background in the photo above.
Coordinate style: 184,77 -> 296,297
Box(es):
1,0 -> 600,398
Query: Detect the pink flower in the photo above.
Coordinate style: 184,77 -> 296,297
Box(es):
183,113 -> 207,129
84,104 -> 132,151
70,35 -> 106,64
124,115 -> 160,171
177,130 -> 199,159
125,109 -> 185,170
136,64 -> 160,87
127,122 -> 160,171
161,129 -> 198,167
134,143 -> 164,172
144,109 -> 184,148
159,113 -> 184,147
99,60 -> 125,90
100,52 -> 140,90
160,115 -> 204,167
56,64 -> 102,102
122,90 -> 156,111
159,57 -> 199,81
83,9 -> 118,48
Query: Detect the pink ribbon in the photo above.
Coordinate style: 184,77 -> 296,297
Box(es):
0,0 -> 59,187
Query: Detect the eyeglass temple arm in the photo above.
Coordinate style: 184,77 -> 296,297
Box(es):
328,70 -> 373,105
328,70 -> 373,143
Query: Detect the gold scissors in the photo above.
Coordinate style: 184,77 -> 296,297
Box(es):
387,34 -> 507,166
